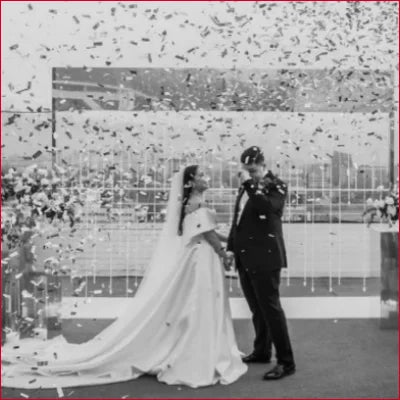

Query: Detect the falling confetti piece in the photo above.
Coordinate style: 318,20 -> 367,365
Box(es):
16,81 -> 32,94
32,150 -> 42,159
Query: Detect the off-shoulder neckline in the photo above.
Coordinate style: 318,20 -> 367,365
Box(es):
184,206 -> 213,217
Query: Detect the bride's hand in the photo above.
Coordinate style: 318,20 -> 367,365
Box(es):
226,251 -> 235,267
222,251 -> 234,271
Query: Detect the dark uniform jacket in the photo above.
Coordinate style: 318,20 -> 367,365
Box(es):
227,171 -> 288,271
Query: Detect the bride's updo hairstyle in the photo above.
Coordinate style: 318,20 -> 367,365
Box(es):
178,165 -> 198,236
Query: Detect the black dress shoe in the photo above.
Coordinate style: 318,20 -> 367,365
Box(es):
242,353 -> 271,363
263,364 -> 296,380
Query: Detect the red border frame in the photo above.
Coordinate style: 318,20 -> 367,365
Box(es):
0,1 -> 399,399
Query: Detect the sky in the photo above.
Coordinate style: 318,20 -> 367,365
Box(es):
2,1 -> 398,109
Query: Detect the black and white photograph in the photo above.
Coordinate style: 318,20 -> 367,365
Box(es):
1,1 -> 399,398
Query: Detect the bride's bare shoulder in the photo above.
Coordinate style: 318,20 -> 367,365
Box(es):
184,201 -> 208,216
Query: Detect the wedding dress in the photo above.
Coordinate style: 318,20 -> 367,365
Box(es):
2,168 -> 247,389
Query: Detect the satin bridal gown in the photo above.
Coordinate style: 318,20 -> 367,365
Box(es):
2,207 -> 247,389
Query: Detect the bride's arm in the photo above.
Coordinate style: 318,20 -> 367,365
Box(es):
215,231 -> 228,243
203,230 -> 226,258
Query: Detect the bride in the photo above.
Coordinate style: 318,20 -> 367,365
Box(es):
2,166 -> 248,389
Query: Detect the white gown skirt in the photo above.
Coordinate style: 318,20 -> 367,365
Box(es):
2,207 -> 247,388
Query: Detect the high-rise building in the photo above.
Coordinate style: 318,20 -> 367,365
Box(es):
356,165 -> 389,189
331,151 -> 355,188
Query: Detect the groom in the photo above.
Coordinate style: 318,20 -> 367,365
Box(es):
226,146 -> 296,380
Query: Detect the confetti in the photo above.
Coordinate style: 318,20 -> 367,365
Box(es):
32,150 -> 42,159
0,5 -> 397,378
16,81 -> 32,94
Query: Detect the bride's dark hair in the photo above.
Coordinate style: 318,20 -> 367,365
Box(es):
178,165 -> 198,236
